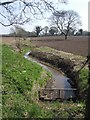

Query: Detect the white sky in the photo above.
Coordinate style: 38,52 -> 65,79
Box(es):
0,0 -> 89,34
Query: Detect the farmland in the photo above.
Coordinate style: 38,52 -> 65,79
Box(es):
30,36 -> 88,57
2,36 -> 88,56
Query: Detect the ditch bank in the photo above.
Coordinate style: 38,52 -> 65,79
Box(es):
29,47 -> 88,99
25,52 -> 77,100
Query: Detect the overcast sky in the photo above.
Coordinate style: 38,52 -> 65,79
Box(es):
0,0 -> 89,34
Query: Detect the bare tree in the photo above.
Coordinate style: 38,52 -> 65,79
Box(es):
0,0 -> 67,26
35,26 -> 42,36
50,10 -> 81,39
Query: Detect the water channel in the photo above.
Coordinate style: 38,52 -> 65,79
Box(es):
24,51 -> 76,99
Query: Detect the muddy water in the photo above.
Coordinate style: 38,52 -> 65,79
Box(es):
24,52 -> 76,99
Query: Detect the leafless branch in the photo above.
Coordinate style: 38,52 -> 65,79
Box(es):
0,0 -> 18,5
49,10 -> 81,39
0,0 -> 67,26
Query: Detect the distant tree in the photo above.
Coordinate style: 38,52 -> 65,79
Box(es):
10,27 -> 16,36
79,29 -> 83,35
10,26 -> 32,37
44,26 -> 49,35
75,30 -> 89,36
50,10 -> 81,39
49,26 -> 58,35
49,29 -> 55,36
88,32 -> 90,36
53,26 -> 58,35
35,26 -> 42,36
68,27 -> 76,36
75,29 -> 83,36
29,31 -> 37,37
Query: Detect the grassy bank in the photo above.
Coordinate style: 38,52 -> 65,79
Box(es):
2,44 -> 52,118
78,68 -> 89,98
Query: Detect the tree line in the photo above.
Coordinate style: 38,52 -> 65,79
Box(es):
3,24 -> 90,39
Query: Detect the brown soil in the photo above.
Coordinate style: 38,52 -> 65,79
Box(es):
2,36 -> 88,56
30,36 -> 88,57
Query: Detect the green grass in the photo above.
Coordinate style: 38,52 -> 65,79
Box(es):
2,44 -> 52,118
78,68 -> 89,97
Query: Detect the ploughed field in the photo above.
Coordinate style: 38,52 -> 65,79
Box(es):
30,36 -> 88,57
2,36 -> 88,56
